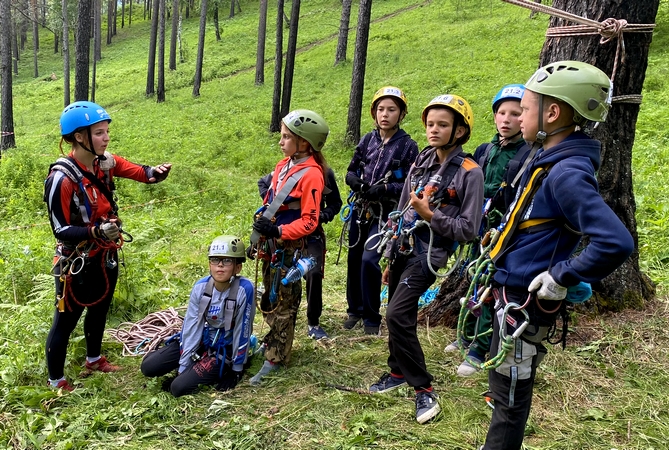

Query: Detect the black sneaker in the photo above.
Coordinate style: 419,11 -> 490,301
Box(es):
343,315 -> 361,330
369,373 -> 407,393
415,390 -> 441,424
364,325 -> 380,335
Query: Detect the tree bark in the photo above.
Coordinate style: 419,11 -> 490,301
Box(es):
129,0 -> 133,26
255,0 -> 268,86
1,0 -> 16,151
31,0 -> 38,77
169,0 -> 179,69
106,0 -> 112,45
345,0 -> 372,144
121,0 -> 126,28
214,1 -> 221,41
157,0 -> 166,102
269,0 -> 284,132
112,0 -> 117,36
62,0 -> 70,106
146,0 -> 160,96
74,0 -> 92,101
229,0 -> 234,18
334,0 -> 352,65
95,0 -> 102,58
192,0 -> 208,97
280,0 -> 300,118
12,17 -> 19,75
538,0 -> 660,310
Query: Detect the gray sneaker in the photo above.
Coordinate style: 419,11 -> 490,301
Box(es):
249,360 -> 279,386
415,390 -> 440,424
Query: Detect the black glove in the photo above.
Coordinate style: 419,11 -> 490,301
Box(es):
345,173 -> 369,193
361,184 -> 387,201
216,370 -> 243,391
246,244 -> 256,261
319,210 -> 332,224
253,216 -> 281,238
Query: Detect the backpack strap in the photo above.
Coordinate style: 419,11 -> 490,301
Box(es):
49,157 -> 92,224
198,276 -> 241,332
250,166 -> 311,244
477,142 -> 495,172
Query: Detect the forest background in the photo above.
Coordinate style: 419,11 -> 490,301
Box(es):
1,0 -> 668,448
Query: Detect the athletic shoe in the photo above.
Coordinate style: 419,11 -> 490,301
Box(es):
85,356 -> 120,373
369,373 -> 407,393
444,340 -> 461,353
343,315 -> 361,330
364,325 -> 380,335
48,379 -> 74,392
249,360 -> 279,386
457,355 -> 482,377
415,390 -> 440,424
308,325 -> 329,340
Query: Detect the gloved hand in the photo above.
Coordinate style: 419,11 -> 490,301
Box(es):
361,184 -> 387,201
345,173 -> 369,193
528,270 -> 567,300
246,244 -> 256,261
98,221 -> 120,241
216,370 -> 243,391
149,163 -> 172,182
319,210 -> 332,224
253,216 -> 281,239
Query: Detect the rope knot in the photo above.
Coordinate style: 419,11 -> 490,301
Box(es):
599,18 -> 628,44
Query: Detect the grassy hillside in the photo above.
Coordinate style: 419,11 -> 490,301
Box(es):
1,0 -> 668,448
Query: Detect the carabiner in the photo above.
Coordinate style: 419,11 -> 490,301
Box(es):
69,256 -> 85,275
499,302 -> 530,341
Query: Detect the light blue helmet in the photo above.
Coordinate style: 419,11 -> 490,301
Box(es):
60,101 -> 112,136
492,84 -> 525,113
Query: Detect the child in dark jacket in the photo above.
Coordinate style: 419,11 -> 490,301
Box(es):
344,86 -> 419,334
482,61 -> 634,450
370,94 -> 483,425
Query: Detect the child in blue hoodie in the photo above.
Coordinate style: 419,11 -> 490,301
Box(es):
344,86 -> 419,334
481,61 -> 634,450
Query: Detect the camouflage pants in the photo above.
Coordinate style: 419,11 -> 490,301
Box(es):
260,245 -> 302,365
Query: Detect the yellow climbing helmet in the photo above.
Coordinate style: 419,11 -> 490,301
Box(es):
421,94 -> 474,143
370,86 -> 408,120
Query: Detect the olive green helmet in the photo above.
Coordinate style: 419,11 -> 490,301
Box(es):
526,60 -> 613,125
208,235 -> 246,261
282,109 -> 330,152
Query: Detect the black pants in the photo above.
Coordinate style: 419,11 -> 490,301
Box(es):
141,341 -> 223,397
346,210 -> 383,327
45,252 -> 118,380
483,288 -> 552,450
305,233 -> 325,327
385,254 -> 435,388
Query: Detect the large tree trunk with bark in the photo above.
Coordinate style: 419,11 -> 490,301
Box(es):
255,0 -> 268,86
539,0 -> 659,310
192,0 -> 207,97
95,0 -> 102,59
157,0 -> 165,102
74,0 -> 92,101
1,0 -> 16,151
280,0 -> 300,118
32,0 -> 39,77
345,0 -> 372,144
62,0 -> 70,106
269,0 -> 284,133
169,0 -> 179,69
214,1 -> 221,41
335,0 -> 352,65
146,0 -> 160,96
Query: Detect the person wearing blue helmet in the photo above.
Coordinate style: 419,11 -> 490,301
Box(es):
444,84 -> 530,377
44,101 -> 172,392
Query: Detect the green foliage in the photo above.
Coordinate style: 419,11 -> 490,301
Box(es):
1,0 -> 668,448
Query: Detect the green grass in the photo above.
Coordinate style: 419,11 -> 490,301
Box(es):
1,0 -> 669,448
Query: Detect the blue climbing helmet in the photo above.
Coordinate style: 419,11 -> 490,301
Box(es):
60,101 -> 112,136
492,84 -> 525,113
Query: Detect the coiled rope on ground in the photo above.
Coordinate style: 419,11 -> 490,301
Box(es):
106,307 -> 186,356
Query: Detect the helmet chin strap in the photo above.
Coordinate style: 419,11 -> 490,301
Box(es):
535,95 -> 575,144
78,127 -> 107,161
499,130 -> 522,146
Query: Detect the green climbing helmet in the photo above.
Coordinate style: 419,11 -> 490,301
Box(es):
208,235 -> 246,261
282,109 -> 330,152
526,60 -> 613,124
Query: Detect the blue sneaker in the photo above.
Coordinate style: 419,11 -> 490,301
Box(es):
369,373 -> 407,393
415,390 -> 440,424
308,325 -> 329,340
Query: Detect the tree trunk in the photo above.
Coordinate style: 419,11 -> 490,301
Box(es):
345,0 -> 372,144
62,0 -> 70,106
106,0 -> 112,45
53,31 -> 58,54
192,0 -> 207,97
129,0 -> 132,26
74,0 -> 92,101
280,0 -> 300,118
214,1 -> 221,41
1,0 -> 16,151
12,17 -> 19,75
169,0 -> 179,69
91,38 -> 97,101
113,0 -> 117,36
334,0 -> 352,65
32,0 -> 38,77
269,0 -> 284,133
538,0 -> 660,310
229,0 -> 234,18
121,0 -> 126,28
255,0 -> 268,86
157,0 -> 165,102
95,0 -> 102,58
146,0 -> 160,96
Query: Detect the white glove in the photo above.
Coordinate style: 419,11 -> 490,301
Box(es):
528,270 -> 567,301
99,222 -> 120,241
